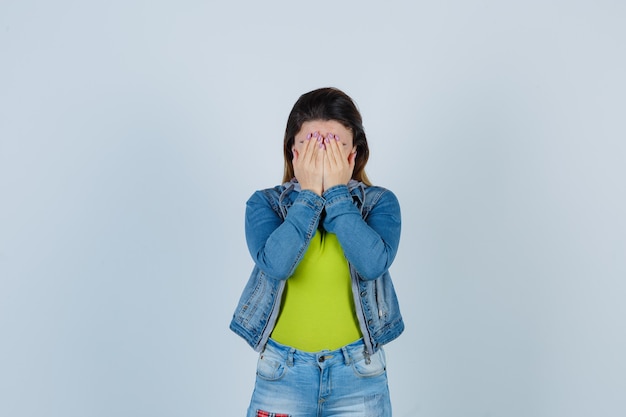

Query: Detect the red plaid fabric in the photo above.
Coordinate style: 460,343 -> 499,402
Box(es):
256,410 -> 290,417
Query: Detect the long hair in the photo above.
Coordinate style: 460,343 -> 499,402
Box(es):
282,87 -> 371,185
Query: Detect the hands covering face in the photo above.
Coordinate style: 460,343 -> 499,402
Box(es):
292,130 -> 357,196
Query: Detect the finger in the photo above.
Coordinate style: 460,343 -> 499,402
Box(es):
300,131 -> 317,163
315,131 -> 325,151
315,136 -> 325,166
325,133 -> 343,166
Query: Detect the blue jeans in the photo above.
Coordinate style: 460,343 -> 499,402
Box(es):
247,338 -> 392,417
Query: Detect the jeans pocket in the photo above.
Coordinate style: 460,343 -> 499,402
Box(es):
256,350 -> 287,381
351,348 -> 387,378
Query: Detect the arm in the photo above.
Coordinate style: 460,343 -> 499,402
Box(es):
322,185 -> 401,280
245,189 -> 325,280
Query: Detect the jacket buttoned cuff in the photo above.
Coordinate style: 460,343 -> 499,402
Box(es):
294,189 -> 326,212
322,184 -> 352,208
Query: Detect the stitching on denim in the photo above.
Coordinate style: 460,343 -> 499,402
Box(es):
261,188 -> 283,218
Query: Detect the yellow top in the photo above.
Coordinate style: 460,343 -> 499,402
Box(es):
271,230 -> 362,352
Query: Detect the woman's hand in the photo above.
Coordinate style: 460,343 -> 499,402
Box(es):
293,131 -> 324,195
323,133 -> 356,192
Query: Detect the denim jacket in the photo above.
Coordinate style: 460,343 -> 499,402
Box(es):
229,179 -> 404,355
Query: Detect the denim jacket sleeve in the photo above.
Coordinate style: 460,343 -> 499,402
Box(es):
245,188 -> 325,280
322,184 -> 401,280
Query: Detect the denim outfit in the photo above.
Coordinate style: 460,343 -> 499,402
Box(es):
230,179 -> 404,417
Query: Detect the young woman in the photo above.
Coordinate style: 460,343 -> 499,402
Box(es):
230,87 -> 404,417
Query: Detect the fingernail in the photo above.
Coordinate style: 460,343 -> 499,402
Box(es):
335,135 -> 340,141
327,133 -> 334,140
324,137 -> 330,143
306,133 -> 312,140
313,131 -> 319,138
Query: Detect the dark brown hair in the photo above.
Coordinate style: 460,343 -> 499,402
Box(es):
282,87 -> 371,185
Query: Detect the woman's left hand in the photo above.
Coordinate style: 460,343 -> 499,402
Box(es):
322,133 -> 356,191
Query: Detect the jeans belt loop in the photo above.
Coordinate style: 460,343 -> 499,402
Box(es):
341,346 -> 351,365
287,348 -> 295,367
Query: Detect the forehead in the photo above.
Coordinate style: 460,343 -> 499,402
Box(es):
299,120 -> 352,139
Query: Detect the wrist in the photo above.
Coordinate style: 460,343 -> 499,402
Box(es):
322,183 -> 350,199
301,185 -> 323,196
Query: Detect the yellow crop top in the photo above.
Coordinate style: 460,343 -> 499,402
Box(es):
270,229 -> 362,351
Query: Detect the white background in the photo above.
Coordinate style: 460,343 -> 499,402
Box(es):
1,1 -> 625,416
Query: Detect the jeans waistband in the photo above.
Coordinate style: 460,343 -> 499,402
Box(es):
264,338 -> 370,367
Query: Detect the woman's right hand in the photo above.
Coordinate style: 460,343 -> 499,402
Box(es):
292,131 -> 324,195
